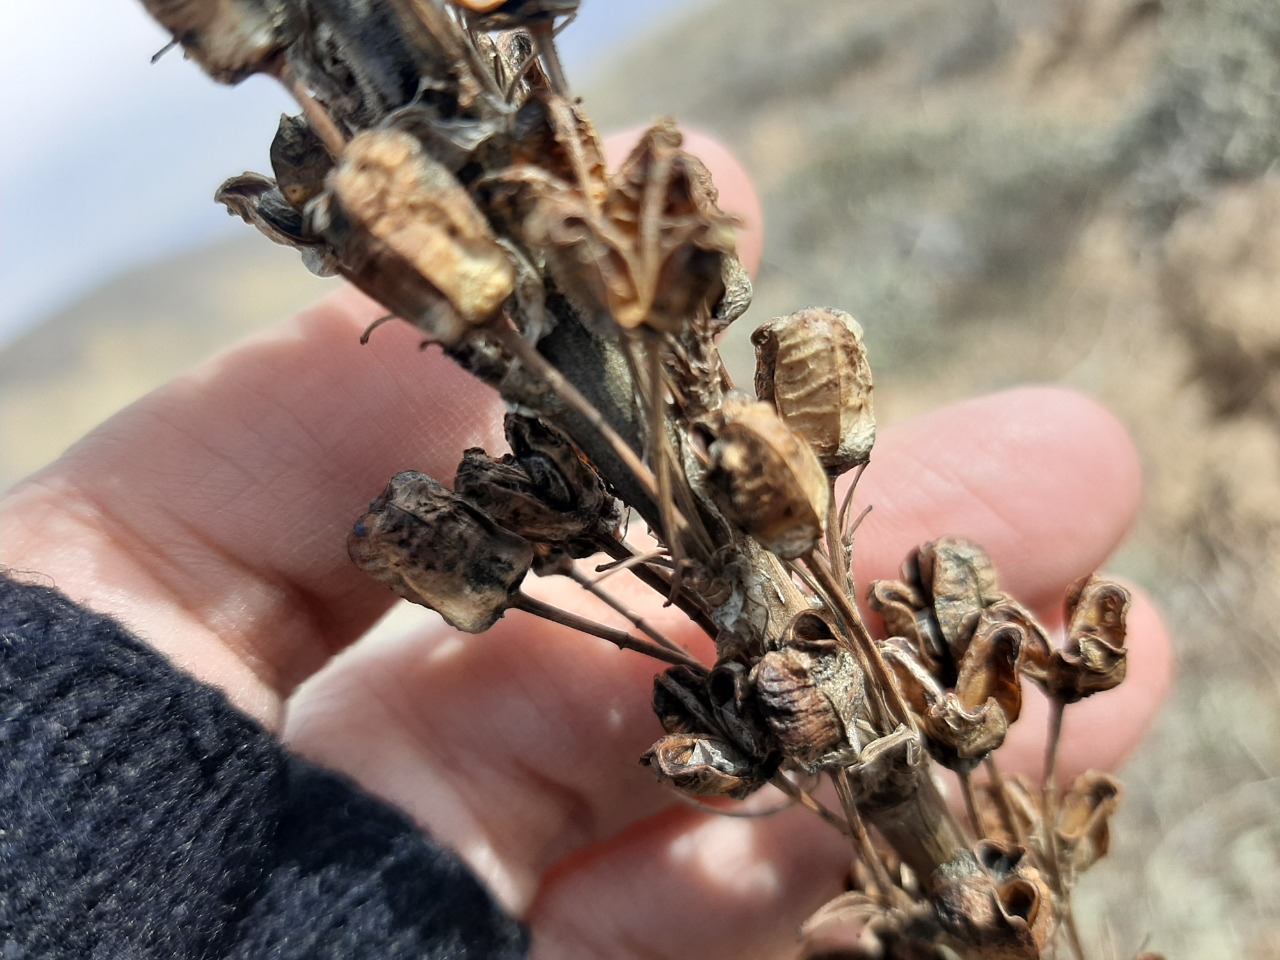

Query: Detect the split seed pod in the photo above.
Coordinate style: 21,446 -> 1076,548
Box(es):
884,614 -> 1024,772
313,128 -> 516,344
642,734 -> 763,800
752,307 -> 875,475
1021,574 -> 1130,702
455,415 -> 622,570
348,471 -> 533,633
521,119 -> 737,335
703,399 -> 830,559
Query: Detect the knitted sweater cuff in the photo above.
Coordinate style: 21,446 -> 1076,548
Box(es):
0,572 -> 528,960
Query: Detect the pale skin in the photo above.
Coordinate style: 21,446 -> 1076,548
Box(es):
0,133 -> 1172,960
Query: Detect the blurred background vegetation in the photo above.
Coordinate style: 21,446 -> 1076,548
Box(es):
2,1 -> 1277,956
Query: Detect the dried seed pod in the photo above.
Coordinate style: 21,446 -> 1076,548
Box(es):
1021,575 -> 1130,702
140,0 -> 301,84
883,615 -> 1023,772
642,733 -> 766,800
970,840 -> 1057,957
215,172 -> 340,277
315,128 -> 516,343
519,118 -> 738,335
752,307 -> 875,475
703,399 -> 830,559
652,665 -> 718,736
1056,770 -> 1121,877
752,612 -> 863,771
348,471 -> 533,633
916,537 -> 1004,664
707,659 -> 774,759
454,418 -> 621,550
270,113 -> 334,211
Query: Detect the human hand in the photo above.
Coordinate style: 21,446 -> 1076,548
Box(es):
0,134 -> 1171,960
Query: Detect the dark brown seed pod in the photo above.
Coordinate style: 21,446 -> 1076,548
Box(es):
652,665 -> 718,736
215,172 -> 339,277
752,307 -> 875,475
703,399 -> 830,559
348,471 -> 533,633
751,612 -> 863,771
642,733 -> 765,800
270,114 -> 334,211
916,537 -> 1004,664
314,129 -> 515,343
140,0 -> 300,84
517,118 -> 737,335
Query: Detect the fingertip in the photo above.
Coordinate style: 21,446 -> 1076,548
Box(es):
860,386 -> 1145,610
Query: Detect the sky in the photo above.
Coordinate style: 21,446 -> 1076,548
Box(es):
0,0 -> 700,347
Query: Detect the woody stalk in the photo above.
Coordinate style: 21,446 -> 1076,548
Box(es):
137,1 -> 1138,957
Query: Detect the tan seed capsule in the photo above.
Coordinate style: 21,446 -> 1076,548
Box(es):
323,129 -> 516,340
703,399 -> 829,559
752,307 -> 875,475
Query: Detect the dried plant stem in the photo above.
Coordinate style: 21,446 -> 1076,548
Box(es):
278,63 -> 348,156
494,323 -> 665,513
824,481 -> 854,597
512,594 -> 702,669
591,538 -> 719,639
833,768 -> 901,903
803,549 -> 914,730
1044,698 -> 1066,795
983,756 -> 1033,857
836,462 -> 869,533
769,774 -> 852,837
959,770 -> 983,840
565,566 -> 698,662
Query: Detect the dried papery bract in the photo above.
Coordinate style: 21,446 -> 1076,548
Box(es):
137,1 -> 1156,956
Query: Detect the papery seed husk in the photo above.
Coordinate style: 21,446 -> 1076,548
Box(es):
348,471 -> 532,633
916,537 -> 1004,664
753,613 -> 863,771
752,307 -> 875,475
642,734 -> 764,800
704,399 -> 829,559
326,129 -> 515,334
1056,770 -> 1121,875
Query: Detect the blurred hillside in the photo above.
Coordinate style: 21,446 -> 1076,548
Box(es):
3,1 -> 1278,956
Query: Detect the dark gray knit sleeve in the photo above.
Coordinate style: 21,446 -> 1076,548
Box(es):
0,573 -> 529,960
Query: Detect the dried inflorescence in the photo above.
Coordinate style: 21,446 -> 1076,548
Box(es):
140,2 -> 1158,958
